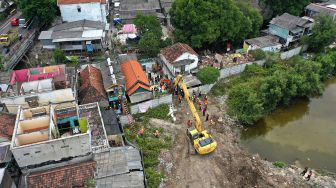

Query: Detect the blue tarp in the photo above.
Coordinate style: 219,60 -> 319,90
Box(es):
86,44 -> 93,52
113,18 -> 122,24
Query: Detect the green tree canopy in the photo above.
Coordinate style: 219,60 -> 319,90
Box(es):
236,1 -> 263,38
134,14 -> 162,38
304,15 -> 336,53
261,0 -> 312,17
196,67 -> 220,84
19,0 -> 58,27
225,54 -> 330,125
137,33 -> 161,58
170,0 -> 258,48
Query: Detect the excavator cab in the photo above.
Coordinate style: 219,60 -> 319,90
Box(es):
188,129 -> 217,155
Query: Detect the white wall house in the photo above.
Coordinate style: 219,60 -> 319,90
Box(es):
58,0 -> 108,23
159,43 -> 199,77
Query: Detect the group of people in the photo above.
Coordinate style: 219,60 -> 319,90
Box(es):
138,127 -> 161,138
183,90 -> 215,129
300,167 -> 314,181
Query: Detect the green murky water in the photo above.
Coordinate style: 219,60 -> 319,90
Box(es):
241,78 -> 336,172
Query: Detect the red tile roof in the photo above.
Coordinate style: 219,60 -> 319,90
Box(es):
0,112 -> 16,140
79,64 -> 107,104
160,43 -> 198,63
120,60 -> 150,96
58,0 -> 106,5
27,161 -> 96,188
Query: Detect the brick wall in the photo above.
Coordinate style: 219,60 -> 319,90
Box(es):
26,161 -> 96,188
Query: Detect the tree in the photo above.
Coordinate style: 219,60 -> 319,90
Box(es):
304,15 -> 336,53
196,67 -> 220,84
134,14 -> 162,38
138,33 -> 161,58
170,0 -> 252,48
227,82 -> 264,125
261,0 -> 312,17
18,0 -> 58,27
53,48 -> 66,64
236,1 -> 263,38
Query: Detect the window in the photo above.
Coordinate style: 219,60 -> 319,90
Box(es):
77,6 -> 81,13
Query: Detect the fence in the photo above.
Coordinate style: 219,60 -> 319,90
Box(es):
280,45 -> 308,60
219,60 -> 265,79
129,94 -> 172,114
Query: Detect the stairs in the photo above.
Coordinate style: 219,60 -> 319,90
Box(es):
122,100 -> 137,134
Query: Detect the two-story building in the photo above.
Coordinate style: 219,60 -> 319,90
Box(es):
306,0 -> 336,21
269,13 -> 314,46
10,102 -> 108,172
38,20 -> 107,52
57,0 -> 108,23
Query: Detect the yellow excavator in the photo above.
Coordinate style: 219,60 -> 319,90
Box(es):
174,75 -> 217,155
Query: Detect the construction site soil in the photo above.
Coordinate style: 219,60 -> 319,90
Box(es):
150,96 -> 336,188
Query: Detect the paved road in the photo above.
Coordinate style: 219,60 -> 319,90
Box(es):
0,11 -> 22,34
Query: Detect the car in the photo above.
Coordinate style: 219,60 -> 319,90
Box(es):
11,18 -> 19,26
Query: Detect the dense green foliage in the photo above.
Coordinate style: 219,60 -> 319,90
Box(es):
236,1 -> 263,38
196,67 -> 220,84
250,49 -> 266,60
138,32 -> 162,58
273,161 -> 286,168
134,15 -> 162,38
134,15 -> 171,58
126,105 -> 172,188
225,51 -> 336,125
53,48 -> 66,64
18,0 -> 58,27
303,15 -> 336,53
261,0 -> 312,17
169,0 -> 262,48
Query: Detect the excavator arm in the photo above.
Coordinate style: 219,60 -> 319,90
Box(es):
174,75 -> 203,133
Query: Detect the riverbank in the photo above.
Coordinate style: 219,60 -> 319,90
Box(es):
154,96 -> 336,188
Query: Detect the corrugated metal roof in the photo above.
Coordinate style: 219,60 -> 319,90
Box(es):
95,146 -> 145,188
38,31 -> 53,40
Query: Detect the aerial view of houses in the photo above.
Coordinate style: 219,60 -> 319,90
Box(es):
0,0 -> 336,187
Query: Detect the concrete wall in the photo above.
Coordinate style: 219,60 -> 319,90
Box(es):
219,60 -> 265,79
188,84 -> 215,95
130,94 -> 172,114
129,92 -> 152,104
59,3 -> 107,23
1,88 -> 75,114
11,133 -> 91,168
280,45 -> 308,60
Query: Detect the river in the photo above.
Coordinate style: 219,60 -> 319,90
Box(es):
241,78 -> 336,172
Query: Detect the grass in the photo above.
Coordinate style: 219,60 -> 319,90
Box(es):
125,104 -> 172,188
134,104 -> 170,120
273,161 -> 286,168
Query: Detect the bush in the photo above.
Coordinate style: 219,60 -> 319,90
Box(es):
273,161 -> 286,168
250,49 -> 266,60
196,67 -> 220,84
53,48 -> 66,64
